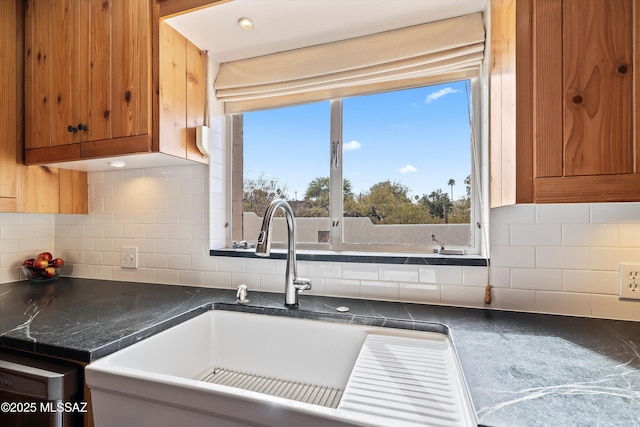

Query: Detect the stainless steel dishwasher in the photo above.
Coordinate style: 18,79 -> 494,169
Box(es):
0,351 -> 79,427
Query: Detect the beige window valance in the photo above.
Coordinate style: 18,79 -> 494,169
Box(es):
215,13 -> 485,114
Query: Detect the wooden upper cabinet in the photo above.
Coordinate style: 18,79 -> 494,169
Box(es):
159,21 -> 208,164
24,0 -> 208,167
24,0 -> 152,164
491,0 -> 640,205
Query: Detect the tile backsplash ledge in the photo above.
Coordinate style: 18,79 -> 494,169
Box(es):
1,165 -> 639,322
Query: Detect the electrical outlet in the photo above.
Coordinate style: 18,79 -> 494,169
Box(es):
619,263 -> 640,300
121,246 -> 138,269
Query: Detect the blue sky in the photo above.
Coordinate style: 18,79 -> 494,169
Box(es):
243,80 -> 471,201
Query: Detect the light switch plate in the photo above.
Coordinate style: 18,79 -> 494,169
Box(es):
619,263 -> 640,300
121,246 -> 138,269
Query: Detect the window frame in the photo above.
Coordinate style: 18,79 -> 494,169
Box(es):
227,77 -> 484,257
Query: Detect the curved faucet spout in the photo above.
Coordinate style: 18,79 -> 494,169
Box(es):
255,199 -> 311,308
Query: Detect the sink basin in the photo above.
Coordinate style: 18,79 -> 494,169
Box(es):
86,308 -> 476,427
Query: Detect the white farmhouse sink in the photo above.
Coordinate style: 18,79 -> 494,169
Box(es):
86,309 -> 476,427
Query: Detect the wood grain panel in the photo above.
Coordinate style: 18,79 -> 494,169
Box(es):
0,0 -> 17,199
158,0 -> 230,18
72,0 -> 91,143
563,0 -> 633,176
59,169 -> 88,214
51,0 -> 75,147
25,0 -> 52,149
23,166 -> 60,213
90,0 -> 112,141
159,22 -> 187,158
536,174 -> 640,203
0,198 -> 17,213
186,39 -> 208,163
533,0 -> 563,177
489,0 -> 518,207
111,0 -> 152,138
515,0 -> 534,202
24,145 -> 82,164
80,134 -> 152,158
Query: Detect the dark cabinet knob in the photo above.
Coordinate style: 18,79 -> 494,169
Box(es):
78,123 -> 88,131
67,125 -> 74,133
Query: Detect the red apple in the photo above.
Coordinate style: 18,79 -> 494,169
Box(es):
51,258 -> 64,268
44,266 -> 57,278
33,259 -> 49,270
22,258 -> 35,267
36,252 -> 53,262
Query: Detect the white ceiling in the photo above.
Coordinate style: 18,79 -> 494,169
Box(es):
165,0 -> 487,63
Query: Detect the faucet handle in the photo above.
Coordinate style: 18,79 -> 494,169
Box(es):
236,284 -> 249,304
293,278 -> 312,292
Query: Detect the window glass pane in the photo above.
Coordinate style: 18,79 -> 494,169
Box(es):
342,82 -> 472,249
242,101 -> 330,246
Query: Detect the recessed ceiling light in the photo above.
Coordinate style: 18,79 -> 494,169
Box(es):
108,161 -> 126,168
238,17 -> 255,31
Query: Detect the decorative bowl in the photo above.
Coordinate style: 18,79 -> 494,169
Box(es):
21,265 -> 62,283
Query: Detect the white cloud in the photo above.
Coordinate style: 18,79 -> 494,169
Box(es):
425,87 -> 459,104
399,164 -> 418,174
343,140 -> 362,151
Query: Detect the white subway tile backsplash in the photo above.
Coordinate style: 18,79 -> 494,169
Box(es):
510,224 -> 562,246
419,265 -> 462,285
536,247 -> 590,270
307,262 -> 342,279
490,223 -> 510,246
536,291 -> 591,317
491,246 -> 535,268
441,285 -> 485,308
491,205 -> 535,224
342,263 -> 379,281
488,267 -> 511,288
2,164 -> 637,322
591,202 -> 640,224
619,224 -> 640,247
489,288 -> 537,312
462,266 -> 488,287
562,224 -> 619,247
590,247 -> 640,271
324,279 -> 360,298
398,283 -> 441,304
591,295 -> 640,321
562,270 -> 618,295
379,265 -> 419,282
361,281 -> 398,301
535,204 -> 590,224
511,268 -> 562,291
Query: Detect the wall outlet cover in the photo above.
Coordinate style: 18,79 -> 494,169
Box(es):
619,263 -> 640,300
121,246 -> 138,269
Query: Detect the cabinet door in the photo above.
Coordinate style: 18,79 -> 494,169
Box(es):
112,0 -> 152,139
25,0 -> 108,148
0,0 -> 18,208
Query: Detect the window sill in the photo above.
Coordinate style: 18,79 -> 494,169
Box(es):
209,249 -> 487,266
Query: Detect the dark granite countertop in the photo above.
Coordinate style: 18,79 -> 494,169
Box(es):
1,277 -> 639,426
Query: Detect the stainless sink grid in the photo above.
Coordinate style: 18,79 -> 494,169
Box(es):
200,368 -> 344,408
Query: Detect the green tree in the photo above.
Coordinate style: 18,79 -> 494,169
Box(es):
303,177 -> 355,216
357,181 -> 434,224
419,189 -> 452,223
243,173 -> 289,216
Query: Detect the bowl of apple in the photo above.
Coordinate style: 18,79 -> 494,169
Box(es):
21,252 -> 64,282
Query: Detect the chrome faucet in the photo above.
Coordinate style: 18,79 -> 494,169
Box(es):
255,199 -> 311,308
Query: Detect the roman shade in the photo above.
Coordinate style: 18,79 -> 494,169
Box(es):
215,12 -> 485,114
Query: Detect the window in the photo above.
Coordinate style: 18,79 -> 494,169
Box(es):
231,80 -> 481,254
